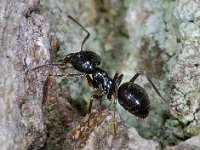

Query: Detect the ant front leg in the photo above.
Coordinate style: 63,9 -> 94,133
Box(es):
48,73 -> 85,78
28,64 -> 74,74
130,70 -> 187,116
26,53 -> 75,74
60,53 -> 75,64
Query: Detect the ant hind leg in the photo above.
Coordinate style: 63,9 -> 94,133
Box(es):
107,73 -> 123,136
130,70 -> 187,116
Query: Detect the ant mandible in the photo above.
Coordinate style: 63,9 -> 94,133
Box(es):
29,15 -> 186,120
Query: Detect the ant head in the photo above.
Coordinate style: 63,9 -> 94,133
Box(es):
82,51 -> 101,66
71,51 -> 101,74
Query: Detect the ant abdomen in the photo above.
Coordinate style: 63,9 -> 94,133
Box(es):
118,82 -> 150,118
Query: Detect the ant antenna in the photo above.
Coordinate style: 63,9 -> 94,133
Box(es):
67,15 -> 90,51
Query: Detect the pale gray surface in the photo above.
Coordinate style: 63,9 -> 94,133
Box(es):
0,0 -> 50,149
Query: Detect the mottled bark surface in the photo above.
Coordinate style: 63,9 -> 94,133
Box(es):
171,0 -> 200,135
0,0 -> 50,149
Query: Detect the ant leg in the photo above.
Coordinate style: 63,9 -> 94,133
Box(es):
92,94 -> 103,100
57,65 -> 74,70
87,98 -> 93,114
87,93 -> 102,127
28,63 -> 70,72
86,75 -> 98,89
86,75 -> 104,100
107,73 -> 123,100
130,71 -> 187,116
111,97 -> 117,136
107,73 -> 123,136
113,74 -> 123,136
27,53 -> 75,74
48,73 -> 85,78
87,91 -> 104,114
25,63 -> 67,75
86,75 -> 103,110
61,53 -> 75,64
68,15 -> 90,51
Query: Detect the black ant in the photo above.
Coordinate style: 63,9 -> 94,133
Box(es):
28,15 -> 186,124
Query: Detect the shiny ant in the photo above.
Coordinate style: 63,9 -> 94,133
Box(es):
28,15 -> 186,128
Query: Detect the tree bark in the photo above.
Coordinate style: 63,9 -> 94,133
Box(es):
0,0 -> 50,149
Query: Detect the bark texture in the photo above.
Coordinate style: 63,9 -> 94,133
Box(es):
0,0 -> 50,149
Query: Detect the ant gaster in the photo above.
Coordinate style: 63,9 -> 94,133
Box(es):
29,15 -> 186,119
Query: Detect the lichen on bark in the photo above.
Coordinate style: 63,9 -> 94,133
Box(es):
170,0 -> 200,137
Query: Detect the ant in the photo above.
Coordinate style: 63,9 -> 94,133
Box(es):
28,15 -> 186,128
